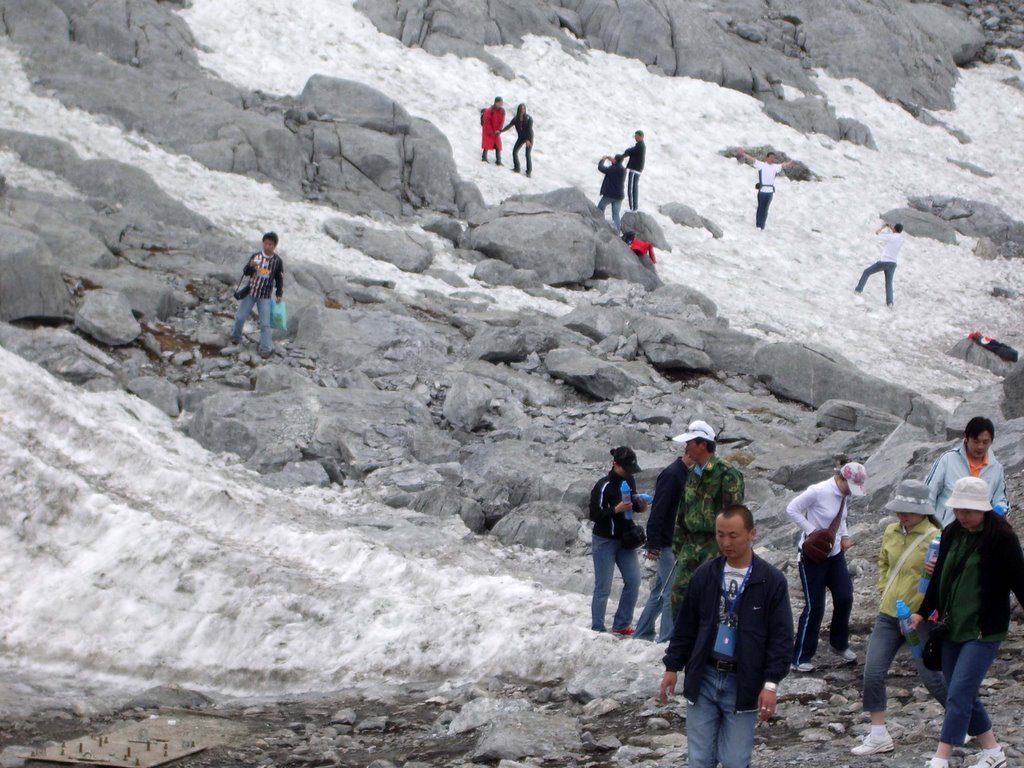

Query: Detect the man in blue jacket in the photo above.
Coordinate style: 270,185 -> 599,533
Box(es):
596,154 -> 626,234
926,416 -> 1008,526
660,504 -> 793,768
634,451 -> 691,642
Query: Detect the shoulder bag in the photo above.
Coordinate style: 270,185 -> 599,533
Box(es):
800,496 -> 846,564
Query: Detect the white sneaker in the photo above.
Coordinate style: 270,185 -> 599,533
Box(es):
791,662 -> 815,672
851,732 -> 894,755
832,646 -> 857,663
970,752 -> 1007,768
926,759 -> 949,768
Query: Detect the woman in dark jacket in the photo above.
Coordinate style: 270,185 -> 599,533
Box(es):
912,476 -> 1024,768
589,446 -> 647,635
501,103 -> 533,177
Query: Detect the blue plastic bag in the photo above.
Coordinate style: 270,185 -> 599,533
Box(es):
271,300 -> 287,331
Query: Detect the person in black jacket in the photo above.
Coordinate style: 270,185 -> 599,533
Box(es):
911,477 -> 1024,768
596,155 -> 626,234
633,452 -> 691,642
660,504 -> 793,768
622,130 -> 645,211
501,103 -> 533,177
589,446 -> 648,635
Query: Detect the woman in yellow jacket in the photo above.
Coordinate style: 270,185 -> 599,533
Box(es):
851,479 -> 947,756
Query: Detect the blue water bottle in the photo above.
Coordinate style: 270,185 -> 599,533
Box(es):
993,503 -> 1008,517
620,480 -> 633,520
896,599 -> 923,658
918,534 -> 941,593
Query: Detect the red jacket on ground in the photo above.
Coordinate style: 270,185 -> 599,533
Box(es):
481,106 -> 505,150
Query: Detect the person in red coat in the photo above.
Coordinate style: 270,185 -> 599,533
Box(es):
480,97 -> 505,165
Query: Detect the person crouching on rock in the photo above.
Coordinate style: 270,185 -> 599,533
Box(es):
231,231 -> 284,359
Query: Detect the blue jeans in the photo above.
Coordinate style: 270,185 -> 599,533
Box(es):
855,261 -> 897,306
939,638 -> 999,745
231,295 -> 273,354
793,551 -> 853,665
633,549 -> 677,641
686,668 -> 758,768
755,191 -> 774,229
591,534 -> 641,632
597,196 -> 622,233
862,613 -> 947,712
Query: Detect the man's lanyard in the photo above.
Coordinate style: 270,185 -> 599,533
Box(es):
722,564 -> 752,617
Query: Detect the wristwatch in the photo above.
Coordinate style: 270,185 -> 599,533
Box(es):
763,682 -> 778,693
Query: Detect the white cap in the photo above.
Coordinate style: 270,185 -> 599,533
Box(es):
672,420 -> 716,443
840,462 -> 867,497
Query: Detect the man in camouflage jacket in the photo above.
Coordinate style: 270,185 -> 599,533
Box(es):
669,421 -> 745,611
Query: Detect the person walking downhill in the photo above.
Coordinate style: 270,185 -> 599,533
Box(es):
480,97 -> 505,165
501,103 -> 533,177
589,446 -> 648,635
633,447 -> 690,642
230,231 -> 284,359
789,462 -> 866,672
659,504 -> 793,768
851,479 -> 947,756
622,130 -> 645,211
668,421 -> 745,615
735,149 -> 795,230
926,416 -> 1008,527
912,477 -> 1024,768
854,222 -> 905,308
596,154 -> 627,234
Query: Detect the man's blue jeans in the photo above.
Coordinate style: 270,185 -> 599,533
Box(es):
686,668 -> 757,768
634,549 -> 676,641
855,261 -> 897,306
231,295 -> 273,354
939,638 -> 999,745
597,196 -> 622,233
861,613 -> 947,712
591,534 -> 640,632
755,190 -> 774,229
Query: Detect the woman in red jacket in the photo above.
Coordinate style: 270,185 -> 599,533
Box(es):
480,97 -> 505,165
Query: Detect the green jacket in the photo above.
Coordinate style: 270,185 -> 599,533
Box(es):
670,456 -> 744,608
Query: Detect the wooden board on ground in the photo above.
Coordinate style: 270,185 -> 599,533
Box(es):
28,712 -> 247,767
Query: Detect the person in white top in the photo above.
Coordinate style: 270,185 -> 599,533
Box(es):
854,223 -> 905,307
788,462 -> 867,672
736,149 -> 795,230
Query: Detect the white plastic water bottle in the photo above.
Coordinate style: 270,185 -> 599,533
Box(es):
896,599 -> 923,657
620,479 -> 633,520
918,534 -> 941,593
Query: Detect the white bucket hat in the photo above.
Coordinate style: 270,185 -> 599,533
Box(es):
947,476 -> 992,512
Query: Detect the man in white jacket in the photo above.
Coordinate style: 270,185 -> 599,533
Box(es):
788,462 -> 866,672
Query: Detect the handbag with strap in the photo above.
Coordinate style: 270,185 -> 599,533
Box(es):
621,520 -> 646,550
233,274 -> 251,301
922,535 -> 981,671
800,496 -> 847,564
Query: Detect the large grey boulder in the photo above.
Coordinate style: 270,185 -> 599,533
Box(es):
1003,363 -> 1024,420
630,316 -> 713,372
443,373 -> 492,431
74,289 -> 142,346
471,709 -> 580,763
467,322 -> 588,364
947,337 -> 1017,377
754,342 -> 945,432
543,348 -> 637,401
559,305 -> 631,343
592,236 -> 662,291
908,196 -> 1024,254
188,386 -> 451,475
0,224 -> 70,322
491,502 -> 579,550
660,202 -> 723,239
323,219 -> 434,273
620,211 -> 669,250
472,259 -> 542,289
126,376 -> 180,417
0,324 -> 116,388
880,207 -> 958,245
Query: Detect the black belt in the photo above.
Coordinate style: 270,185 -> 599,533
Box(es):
709,659 -> 737,672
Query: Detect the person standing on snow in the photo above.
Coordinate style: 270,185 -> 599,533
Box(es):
501,103 -> 534,177
736,149 -> 795,230
480,97 -> 505,165
622,130 -> 645,211
596,154 -> 627,234
854,222 -> 905,308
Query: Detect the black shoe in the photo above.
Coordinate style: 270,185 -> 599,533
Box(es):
512,167 -> 520,173
481,151 -> 488,162
526,171 -> 531,178
495,161 -> 502,166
